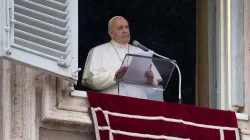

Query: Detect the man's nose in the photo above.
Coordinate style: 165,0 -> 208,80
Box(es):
123,28 -> 129,33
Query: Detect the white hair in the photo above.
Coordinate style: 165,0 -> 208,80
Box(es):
108,16 -> 123,30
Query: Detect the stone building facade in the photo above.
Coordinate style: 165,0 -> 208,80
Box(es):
1,0 -> 250,139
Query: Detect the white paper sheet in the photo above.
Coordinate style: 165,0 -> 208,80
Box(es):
122,51 -> 154,83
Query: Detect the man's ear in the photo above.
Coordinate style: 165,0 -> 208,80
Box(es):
108,30 -> 113,38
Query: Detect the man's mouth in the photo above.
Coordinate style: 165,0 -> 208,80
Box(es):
123,35 -> 129,37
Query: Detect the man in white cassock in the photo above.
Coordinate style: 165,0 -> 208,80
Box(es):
82,16 -> 162,99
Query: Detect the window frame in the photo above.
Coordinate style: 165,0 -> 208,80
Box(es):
208,0 -> 245,110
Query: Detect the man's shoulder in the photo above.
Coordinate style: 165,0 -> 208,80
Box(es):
87,42 -> 112,54
93,42 -> 112,50
90,42 -> 144,52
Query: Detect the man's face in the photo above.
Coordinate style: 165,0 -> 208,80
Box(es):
109,17 -> 130,45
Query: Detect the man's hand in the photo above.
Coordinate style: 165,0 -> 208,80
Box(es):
115,66 -> 128,80
145,64 -> 154,84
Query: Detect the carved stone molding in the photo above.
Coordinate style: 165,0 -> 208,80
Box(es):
0,60 -> 12,140
56,78 -> 90,113
0,59 -> 94,140
40,74 -> 93,133
0,60 -> 38,140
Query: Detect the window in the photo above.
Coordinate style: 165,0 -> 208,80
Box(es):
0,0 -> 79,81
75,0 -> 196,104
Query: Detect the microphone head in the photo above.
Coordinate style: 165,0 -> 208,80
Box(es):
132,40 -> 139,46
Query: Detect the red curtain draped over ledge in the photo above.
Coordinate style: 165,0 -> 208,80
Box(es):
87,91 -> 240,140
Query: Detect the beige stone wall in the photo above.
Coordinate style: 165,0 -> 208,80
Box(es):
40,128 -> 94,140
0,59 -> 95,140
237,0 -> 250,138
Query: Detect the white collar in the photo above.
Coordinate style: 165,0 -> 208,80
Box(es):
111,39 -> 129,48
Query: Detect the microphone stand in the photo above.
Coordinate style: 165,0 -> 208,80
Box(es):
151,51 -> 182,104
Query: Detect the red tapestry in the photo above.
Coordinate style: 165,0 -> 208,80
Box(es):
87,91 -> 240,140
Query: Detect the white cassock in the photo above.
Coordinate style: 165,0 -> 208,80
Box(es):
82,39 -> 162,99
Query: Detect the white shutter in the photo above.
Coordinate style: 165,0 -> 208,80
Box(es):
1,0 -> 79,81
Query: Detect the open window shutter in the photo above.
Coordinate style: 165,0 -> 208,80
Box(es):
1,0 -> 79,81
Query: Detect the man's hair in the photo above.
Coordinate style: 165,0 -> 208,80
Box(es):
108,16 -> 123,31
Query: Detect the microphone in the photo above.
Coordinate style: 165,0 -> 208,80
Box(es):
132,40 -> 182,104
133,40 -> 173,61
132,40 -> 150,51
